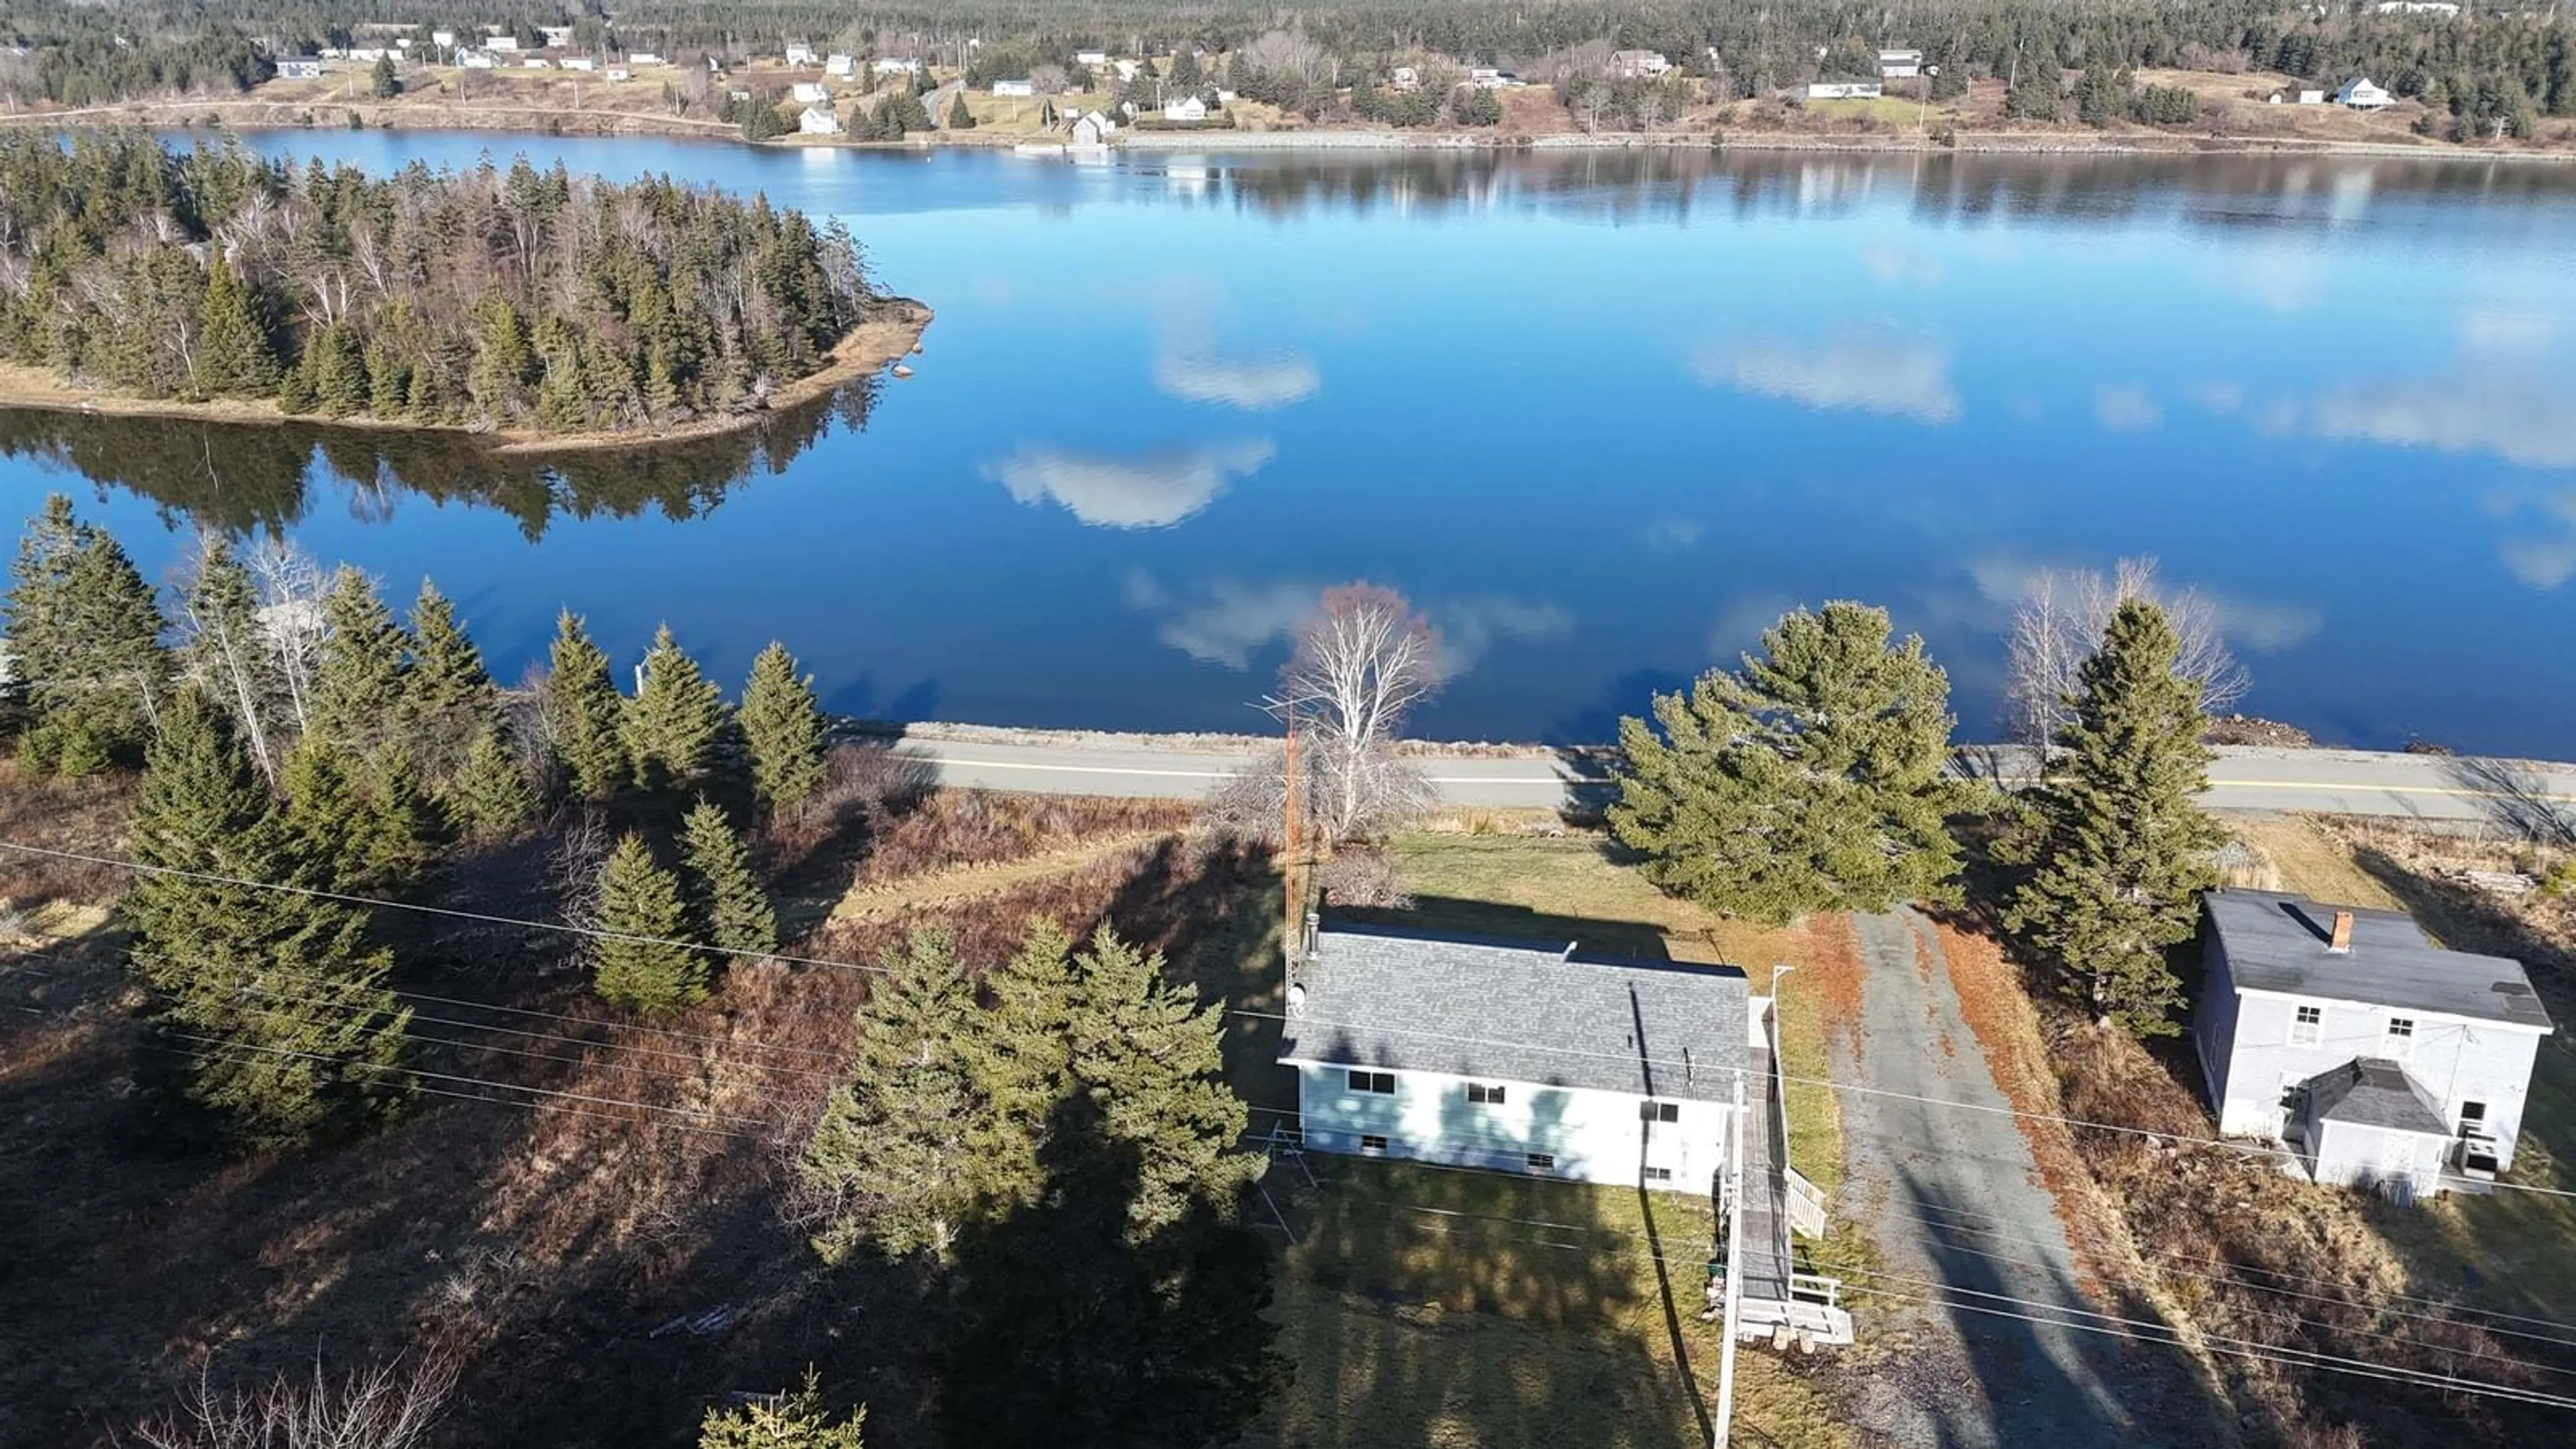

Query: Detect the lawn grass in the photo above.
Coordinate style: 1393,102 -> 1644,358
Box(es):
1803,95 -> 1947,128
1187,833 -> 1851,1448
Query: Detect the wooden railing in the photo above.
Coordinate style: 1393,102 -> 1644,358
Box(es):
1784,1166 -> 1829,1240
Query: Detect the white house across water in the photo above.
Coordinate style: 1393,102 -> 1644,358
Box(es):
1279,922 -> 1750,1193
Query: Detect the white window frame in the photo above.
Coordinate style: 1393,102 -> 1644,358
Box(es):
1466,1082 -> 1507,1106
2289,1003 -> 2324,1047
2383,1016 -> 2416,1059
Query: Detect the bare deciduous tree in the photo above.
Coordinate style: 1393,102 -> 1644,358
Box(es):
171,531 -> 281,784
1210,584 -> 1442,847
131,1350 -> 456,1449
245,534 -> 328,739
2004,557 -> 2249,743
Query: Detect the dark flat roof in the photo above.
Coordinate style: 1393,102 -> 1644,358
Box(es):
2306,1058 -> 2452,1136
1277,922 -> 1750,1104
2206,890 -> 2552,1029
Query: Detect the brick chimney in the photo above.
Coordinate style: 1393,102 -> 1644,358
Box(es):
2327,910 -> 2353,955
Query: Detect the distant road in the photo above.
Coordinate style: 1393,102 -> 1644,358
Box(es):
893,735 -> 2576,832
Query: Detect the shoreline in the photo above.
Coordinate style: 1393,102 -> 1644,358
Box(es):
6,97 -> 2569,166
0,300 -> 930,455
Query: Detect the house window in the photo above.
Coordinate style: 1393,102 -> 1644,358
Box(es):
1360,1134 -> 1389,1155
1642,1166 -> 1674,1183
2384,1017 -> 2415,1058
2460,1102 -> 2489,1136
1347,1069 -> 1395,1095
2289,1004 -> 2324,1047
1466,1083 -> 1507,1106
1640,1101 -> 1680,1124
1525,1152 -> 1556,1173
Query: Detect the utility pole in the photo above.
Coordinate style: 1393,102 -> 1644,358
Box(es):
1282,707 -> 1302,964
1712,1074 -> 1747,1446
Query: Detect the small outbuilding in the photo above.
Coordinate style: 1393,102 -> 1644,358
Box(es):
276,58 -> 323,81
993,78 -> 1035,97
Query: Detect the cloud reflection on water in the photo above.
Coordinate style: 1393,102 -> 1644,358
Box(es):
1697,335 -> 1960,424
1152,350 -> 1322,411
985,440 -> 1275,528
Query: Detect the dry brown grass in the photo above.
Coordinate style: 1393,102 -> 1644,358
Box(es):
0,757 -> 138,912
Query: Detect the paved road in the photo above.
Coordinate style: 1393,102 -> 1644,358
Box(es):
1836,910 -> 2176,1446
894,735 -> 2576,830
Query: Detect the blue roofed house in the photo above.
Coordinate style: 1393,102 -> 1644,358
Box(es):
1278,923 -> 1751,1193
2195,890 -> 2554,1203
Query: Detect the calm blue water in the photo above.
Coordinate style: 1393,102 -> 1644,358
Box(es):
9,136 -> 2576,754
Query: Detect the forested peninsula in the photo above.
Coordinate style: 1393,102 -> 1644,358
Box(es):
0,131 -> 923,446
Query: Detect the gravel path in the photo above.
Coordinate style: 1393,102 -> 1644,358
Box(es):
1833,908 -> 2152,1448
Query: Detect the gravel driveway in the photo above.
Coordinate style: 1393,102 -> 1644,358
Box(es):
1833,908 -> 2169,1447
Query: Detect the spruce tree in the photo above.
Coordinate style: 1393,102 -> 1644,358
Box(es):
543,610 -> 628,799
966,916 -> 1079,1207
311,566 -> 411,758
1610,602 -> 1966,925
3,495 -> 170,774
624,623 -> 728,791
740,640 -> 826,816
278,736 -> 379,890
680,798 -> 776,958
125,690 -> 411,1146
403,578 -> 496,777
360,742 -> 445,885
800,931 -> 985,1263
592,833 -> 706,1014
449,726 -> 536,841
195,247 -> 277,397
2004,600 -> 2224,1036
1061,929 -> 1260,1232
947,92 -> 977,128
698,1370 -> 865,1449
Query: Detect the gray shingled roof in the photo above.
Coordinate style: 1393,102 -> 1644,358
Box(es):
2306,1058 -> 2452,1135
1277,922 -> 1750,1103
2206,890 -> 2553,1029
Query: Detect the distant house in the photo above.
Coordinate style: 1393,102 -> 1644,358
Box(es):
1075,49 -> 1108,66
1279,923 -> 1750,1193
430,29 -> 456,48
2196,890 -> 2554,1203
785,43 -> 817,68
458,50 -> 495,70
1114,58 -> 1141,82
872,57 -> 920,76
626,52 -> 665,67
521,57 -> 551,70
348,48 -> 387,62
276,58 -> 323,80
484,35 -> 518,52
798,103 -> 841,135
1468,66 -> 1523,89
538,25 -> 574,50
1163,94 -> 1208,121
1389,64 -> 1419,91
2375,0 -> 2461,13
791,81 -> 829,103
993,78 -> 1034,97
605,67 -> 632,82
2301,88 -> 2327,104
1070,110 -> 1116,146
825,54 -> 855,78
2337,77 -> 2394,109
1878,48 -> 1925,78
1610,49 -> 1671,79
560,56 -> 595,72
1805,80 -> 1884,99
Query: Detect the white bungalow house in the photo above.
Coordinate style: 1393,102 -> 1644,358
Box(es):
605,67 -> 632,82
784,42 -> 817,68
1114,58 -> 1142,82
1163,94 -> 1208,121
1468,66 -> 1523,89
276,58 -> 324,80
798,104 -> 841,135
1878,48 -> 1925,78
992,78 -> 1035,97
1805,80 -> 1884,99
538,25 -> 574,50
2338,77 -> 2394,109
627,52 -> 666,67
825,54 -> 856,78
1611,49 -> 1672,78
560,56 -> 596,72
1390,64 -> 1420,91
431,29 -> 457,48
873,57 -> 921,76
1075,49 -> 1108,66
791,81 -> 830,104
348,47 -> 388,63
521,57 -> 551,70
458,50 -> 495,70
1280,923 -> 1751,1193
2195,890 -> 2555,1203
484,35 -> 519,52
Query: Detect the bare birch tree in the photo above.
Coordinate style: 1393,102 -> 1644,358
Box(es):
132,1349 -> 456,1449
170,531 -> 282,784
2005,557 -> 2248,743
245,534 -> 329,739
1210,584 -> 1442,847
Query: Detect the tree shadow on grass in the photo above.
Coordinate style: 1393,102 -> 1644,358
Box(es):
1339,894 -> 1674,963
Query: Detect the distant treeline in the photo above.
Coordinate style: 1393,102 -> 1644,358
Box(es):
0,131 -> 874,434
2,0 -> 2568,126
